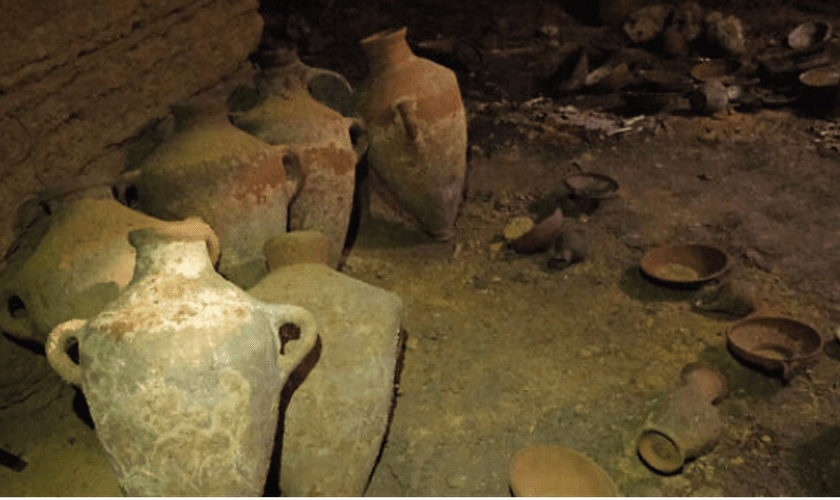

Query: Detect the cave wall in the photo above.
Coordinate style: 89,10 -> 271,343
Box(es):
0,0 -> 264,260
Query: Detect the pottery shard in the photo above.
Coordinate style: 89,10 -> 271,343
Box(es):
0,0 -> 263,263
247,264 -> 403,497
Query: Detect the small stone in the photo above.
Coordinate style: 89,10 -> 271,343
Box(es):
504,216 -> 535,241
538,25 -> 560,39
761,435 -> 772,443
447,474 -> 467,489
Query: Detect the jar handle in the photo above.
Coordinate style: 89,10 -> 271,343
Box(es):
0,288 -> 36,341
264,304 -> 318,375
394,99 -> 422,143
303,67 -> 354,117
46,318 -> 88,386
112,169 -> 142,207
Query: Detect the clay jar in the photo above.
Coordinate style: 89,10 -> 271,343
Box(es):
355,27 -> 468,241
0,195 -> 195,345
231,51 -> 367,268
247,231 -> 402,496
45,219 -> 318,496
636,364 -> 727,474
120,103 -> 301,289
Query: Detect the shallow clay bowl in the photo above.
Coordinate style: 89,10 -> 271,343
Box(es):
509,445 -> 618,497
799,67 -> 840,88
640,244 -> 730,286
563,173 -> 619,199
788,20 -> 832,50
726,316 -> 824,380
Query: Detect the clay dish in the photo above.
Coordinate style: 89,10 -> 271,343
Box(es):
640,244 -> 730,286
690,59 -> 741,83
726,316 -> 824,380
788,21 -> 832,50
564,173 -> 619,199
509,445 -> 618,497
799,67 -> 840,88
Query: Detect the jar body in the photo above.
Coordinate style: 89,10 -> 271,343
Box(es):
232,62 -> 366,268
46,220 -> 317,496
355,27 -> 467,241
127,108 -> 299,288
0,198 -> 189,344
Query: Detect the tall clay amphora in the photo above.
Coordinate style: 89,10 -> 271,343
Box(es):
231,49 -> 367,268
45,219 -> 318,496
0,193 -> 198,345
355,27 -> 468,241
119,103 -> 302,289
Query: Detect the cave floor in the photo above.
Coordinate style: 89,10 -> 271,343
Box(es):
3,0 -> 840,496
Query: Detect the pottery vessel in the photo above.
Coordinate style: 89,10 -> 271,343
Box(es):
509,445 -> 618,496
0,195 -> 195,345
636,364 -> 727,473
355,27 -> 468,241
231,50 -> 367,268
248,231 -> 402,496
118,103 -> 301,289
45,219 -> 318,496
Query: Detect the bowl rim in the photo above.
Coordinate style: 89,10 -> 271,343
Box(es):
725,315 -> 825,362
639,244 -> 731,285
563,172 -> 620,199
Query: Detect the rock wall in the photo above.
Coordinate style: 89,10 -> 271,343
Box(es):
0,0 -> 264,260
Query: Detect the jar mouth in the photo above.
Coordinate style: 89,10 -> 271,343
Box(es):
360,26 -> 407,46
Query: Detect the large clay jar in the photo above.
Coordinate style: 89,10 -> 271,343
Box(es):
636,364 -> 727,474
45,219 -> 318,496
354,27 -> 468,241
120,103 -> 301,289
247,231 -> 403,496
0,195 -> 196,345
231,50 -> 367,268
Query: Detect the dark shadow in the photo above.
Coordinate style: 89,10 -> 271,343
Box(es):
794,424 -> 840,495
365,328 -> 408,494
1,332 -> 45,356
618,266 -> 703,303
694,344 -> 783,403
264,335 -> 322,497
72,387 -> 95,430
823,340 -> 840,363
340,151 -> 369,268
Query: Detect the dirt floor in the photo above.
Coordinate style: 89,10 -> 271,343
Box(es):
3,0 -> 840,496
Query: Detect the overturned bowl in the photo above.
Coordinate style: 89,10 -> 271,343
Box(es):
564,173 -> 619,199
726,316 -> 824,380
509,445 -> 618,497
640,244 -> 730,286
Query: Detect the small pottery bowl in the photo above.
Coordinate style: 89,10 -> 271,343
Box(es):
726,316 -> 824,380
564,173 -> 619,199
788,21 -> 832,50
690,59 -> 742,83
509,445 -> 618,497
640,244 -> 730,286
